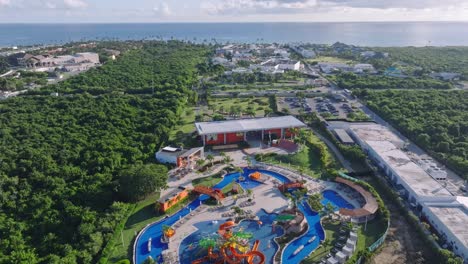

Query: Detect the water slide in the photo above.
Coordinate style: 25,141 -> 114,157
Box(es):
191,247 -> 220,264
218,222 -> 265,264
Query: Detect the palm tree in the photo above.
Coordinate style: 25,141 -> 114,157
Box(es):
223,155 -> 232,164
264,108 -> 272,117
323,202 -> 335,219
206,154 -> 215,167
196,159 -> 205,168
243,156 -> 252,168
297,166 -> 305,182
307,193 -> 323,212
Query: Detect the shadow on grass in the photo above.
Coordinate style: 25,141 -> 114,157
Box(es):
126,204 -> 159,228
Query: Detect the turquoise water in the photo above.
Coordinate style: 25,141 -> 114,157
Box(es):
2,22 -> 468,47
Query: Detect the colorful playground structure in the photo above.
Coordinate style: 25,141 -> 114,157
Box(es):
191,220 -> 266,264
248,171 -> 268,183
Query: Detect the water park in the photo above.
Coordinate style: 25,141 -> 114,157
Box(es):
133,164 -> 380,264
131,118 -> 384,264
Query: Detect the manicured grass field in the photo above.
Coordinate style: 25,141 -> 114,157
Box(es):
210,97 -> 271,117
261,145 -> 322,178
306,56 -> 354,64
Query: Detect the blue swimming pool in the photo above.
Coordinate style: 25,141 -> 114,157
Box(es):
179,210 -> 284,264
134,169 -> 269,264
280,189 -> 355,263
134,168 -> 357,264
322,189 -> 355,211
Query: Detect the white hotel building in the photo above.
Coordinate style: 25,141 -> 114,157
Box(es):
346,124 -> 468,261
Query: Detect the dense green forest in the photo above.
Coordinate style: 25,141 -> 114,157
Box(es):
332,72 -> 452,90
357,89 -> 468,178
0,41 -> 209,263
372,46 -> 468,79
32,41 -> 209,95
0,56 -> 9,74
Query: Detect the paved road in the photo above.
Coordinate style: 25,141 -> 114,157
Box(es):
313,65 -> 467,196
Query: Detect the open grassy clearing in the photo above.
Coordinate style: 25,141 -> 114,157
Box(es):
306,56 -> 354,64
169,107 -> 197,141
209,97 -> 272,117
260,145 -> 322,178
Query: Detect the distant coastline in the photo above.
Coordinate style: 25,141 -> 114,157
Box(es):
2,22 -> 468,47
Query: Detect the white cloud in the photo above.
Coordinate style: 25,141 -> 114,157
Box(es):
64,0 -> 87,8
45,1 -> 57,9
202,0 -> 318,15
0,0 -> 11,7
154,2 -> 171,16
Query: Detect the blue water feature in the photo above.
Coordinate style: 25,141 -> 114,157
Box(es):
134,168 -> 356,264
322,189 -> 355,211
281,201 -> 325,263
135,169 -> 269,263
179,210 -> 284,264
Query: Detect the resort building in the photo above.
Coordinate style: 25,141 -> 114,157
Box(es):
157,186 -> 189,213
348,124 -> 468,261
155,146 -> 204,168
422,197 -> 468,260
195,116 -> 306,146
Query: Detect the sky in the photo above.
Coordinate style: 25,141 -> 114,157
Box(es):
1,0 -> 468,23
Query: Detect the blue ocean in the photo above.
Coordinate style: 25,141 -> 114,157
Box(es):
1,22 -> 468,47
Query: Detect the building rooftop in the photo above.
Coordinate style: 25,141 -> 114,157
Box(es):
426,202 -> 468,248
350,124 -> 404,148
157,147 -> 203,158
195,116 -> 306,135
366,140 -> 452,198
334,129 -> 355,144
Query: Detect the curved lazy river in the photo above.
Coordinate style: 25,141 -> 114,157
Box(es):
134,168 -> 355,264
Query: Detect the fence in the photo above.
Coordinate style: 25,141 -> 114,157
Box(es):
367,219 -> 390,252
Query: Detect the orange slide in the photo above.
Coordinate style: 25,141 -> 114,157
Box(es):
191,247 -> 220,264
218,222 -> 265,264
220,240 -> 265,264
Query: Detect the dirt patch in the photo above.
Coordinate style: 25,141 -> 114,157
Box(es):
370,204 -> 427,264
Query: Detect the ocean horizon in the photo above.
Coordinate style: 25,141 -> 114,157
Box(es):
2,21 -> 468,47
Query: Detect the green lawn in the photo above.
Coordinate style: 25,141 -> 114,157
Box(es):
303,217 -> 386,263
260,145 -> 322,178
107,192 -> 193,263
192,174 -> 224,187
210,97 -> 271,117
360,216 -> 387,247
304,220 -> 342,263
306,56 -> 354,64
170,107 -> 196,141
108,193 -> 162,262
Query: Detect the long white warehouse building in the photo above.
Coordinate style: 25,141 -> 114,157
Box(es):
347,124 -> 467,261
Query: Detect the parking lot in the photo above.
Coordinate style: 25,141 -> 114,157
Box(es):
277,95 -> 355,119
